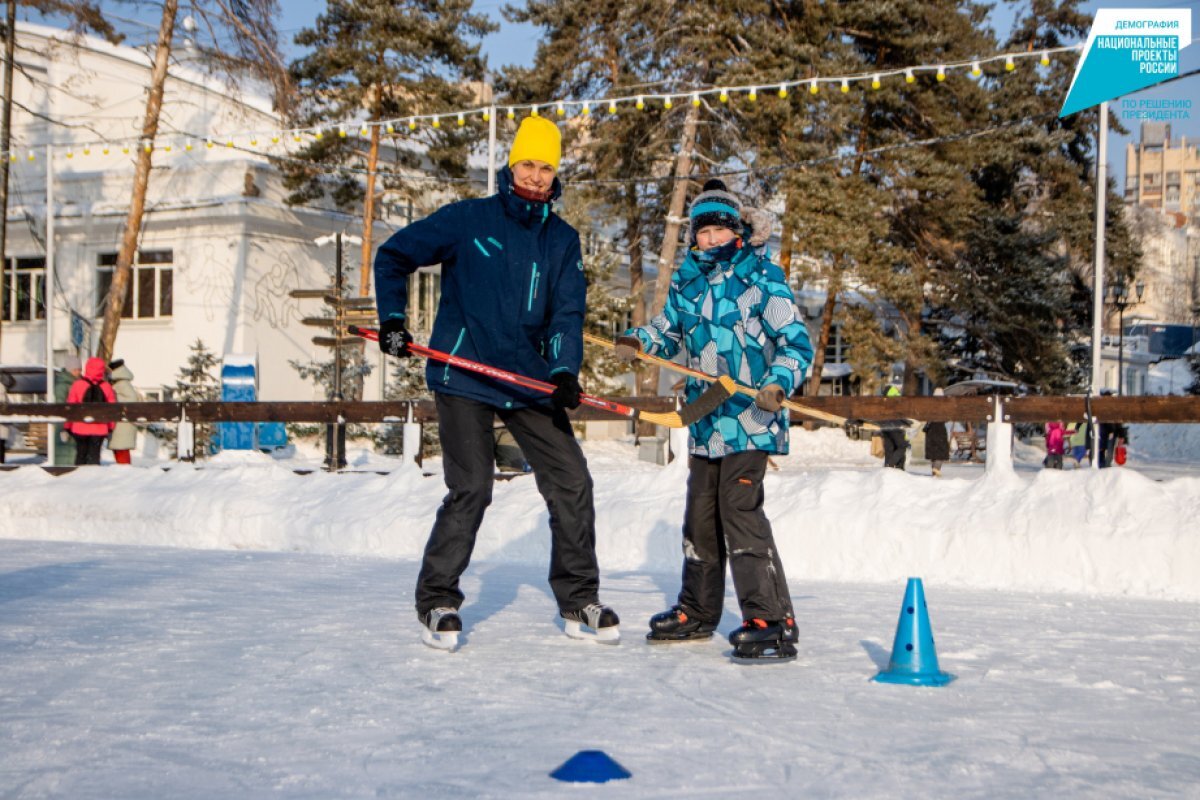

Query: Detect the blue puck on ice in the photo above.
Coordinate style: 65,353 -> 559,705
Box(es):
550,750 -> 632,783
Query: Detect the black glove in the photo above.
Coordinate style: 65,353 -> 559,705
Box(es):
379,317 -> 413,358
550,372 -> 582,411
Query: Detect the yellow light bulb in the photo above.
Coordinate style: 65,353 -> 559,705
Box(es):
748,88 -> 757,102
1005,56 -> 1015,72
144,142 -> 152,152
315,130 -> 324,140
971,62 -> 981,77
83,147 -> 91,155
8,153 -> 15,162
556,102 -> 565,116
1040,52 -> 1050,66
530,106 -> 539,117
122,146 -> 129,154
778,85 -> 788,99
840,79 -> 849,93
272,134 -> 280,143
66,150 -> 74,159
936,66 -> 946,82
871,75 -> 881,90
409,118 -> 417,130
457,114 -> 465,127
27,151 -> 35,161
719,89 -> 728,103
164,144 -> 172,152
636,96 -> 645,110
581,103 -> 590,115
608,101 -> 617,113
507,108 -> 515,120
359,127 -> 368,137
691,93 -> 701,107
225,140 -> 234,148
432,117 -> 441,128
663,96 -> 673,109
386,123 -> 395,133
250,137 -> 258,145
809,81 -> 819,95
338,126 -> 347,138
186,141 -> 193,151
103,147 -> 110,155
905,69 -> 915,83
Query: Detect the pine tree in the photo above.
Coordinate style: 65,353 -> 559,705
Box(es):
285,0 -> 495,296
171,338 -> 221,457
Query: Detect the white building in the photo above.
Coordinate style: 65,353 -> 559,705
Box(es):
0,22 -> 397,402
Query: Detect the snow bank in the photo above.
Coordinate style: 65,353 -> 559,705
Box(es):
3,428 -> 1198,601
1129,423 -> 1200,462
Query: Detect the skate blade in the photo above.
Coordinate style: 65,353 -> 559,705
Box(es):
564,619 -> 621,645
645,632 -> 714,644
420,627 -> 460,652
729,644 -> 797,664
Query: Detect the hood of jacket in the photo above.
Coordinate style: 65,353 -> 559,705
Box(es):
109,363 -> 134,382
497,165 -> 562,227
83,357 -> 107,382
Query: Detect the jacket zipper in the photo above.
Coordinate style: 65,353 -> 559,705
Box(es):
527,263 -> 540,311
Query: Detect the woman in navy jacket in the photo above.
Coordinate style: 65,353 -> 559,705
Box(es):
374,116 -> 618,650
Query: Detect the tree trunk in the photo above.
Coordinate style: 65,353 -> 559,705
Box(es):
98,0 -> 178,361
778,190 -> 794,281
0,0 -> 18,356
643,102 -> 700,397
359,86 -> 382,297
807,265 -> 843,395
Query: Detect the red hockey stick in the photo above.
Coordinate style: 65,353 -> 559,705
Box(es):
350,325 -> 733,429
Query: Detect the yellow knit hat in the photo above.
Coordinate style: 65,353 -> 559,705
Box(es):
508,116 -> 561,171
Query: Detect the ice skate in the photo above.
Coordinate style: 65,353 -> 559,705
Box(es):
728,618 -> 797,663
419,607 -> 462,652
561,603 -> 621,644
646,606 -> 717,643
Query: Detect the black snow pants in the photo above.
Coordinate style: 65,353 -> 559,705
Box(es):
882,429 -> 907,470
415,393 -> 600,616
675,451 -> 794,626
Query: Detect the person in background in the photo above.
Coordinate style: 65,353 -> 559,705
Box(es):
1044,420 -> 1068,470
1068,421 -> 1089,468
922,388 -> 950,477
880,385 -> 908,470
0,371 -> 13,464
107,359 -> 141,465
53,354 -> 82,466
616,178 -> 813,662
64,356 -> 115,466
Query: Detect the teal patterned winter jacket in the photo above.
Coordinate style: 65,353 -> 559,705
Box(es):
626,245 -> 813,457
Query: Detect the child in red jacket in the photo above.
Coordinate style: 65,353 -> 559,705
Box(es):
65,357 -> 116,465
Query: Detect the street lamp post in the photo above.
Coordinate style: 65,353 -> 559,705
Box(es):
1106,279 -> 1145,395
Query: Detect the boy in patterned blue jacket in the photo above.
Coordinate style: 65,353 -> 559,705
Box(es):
374,117 -> 618,651
616,179 -> 814,661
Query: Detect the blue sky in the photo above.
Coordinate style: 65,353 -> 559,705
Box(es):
32,1 -> 1200,186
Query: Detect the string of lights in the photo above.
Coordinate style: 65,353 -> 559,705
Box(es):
4,43 -> 1082,162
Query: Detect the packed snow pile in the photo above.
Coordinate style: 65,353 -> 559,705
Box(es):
1129,423 -> 1200,462
3,428 -> 1198,601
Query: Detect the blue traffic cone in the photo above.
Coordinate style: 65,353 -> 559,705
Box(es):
550,750 -> 632,783
873,577 -> 955,687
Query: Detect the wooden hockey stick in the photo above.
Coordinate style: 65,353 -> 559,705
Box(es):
351,326 -> 736,429
583,332 -> 878,431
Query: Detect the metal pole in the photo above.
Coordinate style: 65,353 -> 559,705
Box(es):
487,105 -> 497,196
45,143 -> 55,464
331,232 -> 343,471
1117,304 -> 1125,396
1090,101 -> 1107,465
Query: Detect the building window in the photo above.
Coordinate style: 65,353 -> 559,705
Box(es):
96,250 -> 173,319
1143,172 -> 1160,186
3,256 -> 46,322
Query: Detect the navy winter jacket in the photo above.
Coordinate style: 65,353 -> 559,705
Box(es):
374,167 -> 586,409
